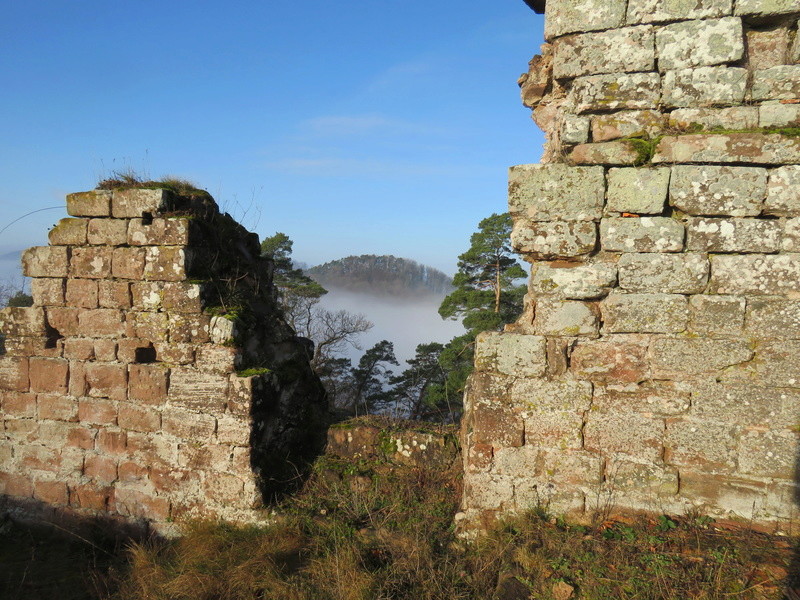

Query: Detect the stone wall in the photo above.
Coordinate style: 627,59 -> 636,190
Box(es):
0,186 -> 327,531
460,0 -> 800,532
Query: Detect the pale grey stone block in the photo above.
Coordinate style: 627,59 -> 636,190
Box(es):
669,106 -> 758,130
618,253 -> 709,293
553,26 -> 655,79
533,298 -> 599,337
746,298 -> 800,339
721,340 -> 800,388
650,338 -> 753,377
661,66 -> 747,107
738,430 -> 796,479
765,165 -> 800,216
752,65 -> 800,101
600,217 -> 684,252
709,254 -> 800,295
474,331 -> 547,377
561,115 -> 590,145
665,418 -> 738,470
602,292 -> 688,333
606,167 -> 671,214
735,0 -> 800,17
544,0 -> 627,40
686,217 -> 781,252
511,221 -> 597,259
508,164 -> 605,221
530,262 -> 618,299
627,0 -> 732,25
781,217 -> 800,250
510,378 -> 593,412
688,294 -> 745,336
654,132 -> 800,164
669,165 -> 766,216
758,103 -> 800,128
568,73 -> 662,113
690,381 -> 799,428
656,17 -> 744,71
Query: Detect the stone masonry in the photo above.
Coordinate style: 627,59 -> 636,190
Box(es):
460,0 -> 800,532
0,186 -> 326,531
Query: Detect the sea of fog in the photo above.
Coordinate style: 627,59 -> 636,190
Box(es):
316,286 -> 465,366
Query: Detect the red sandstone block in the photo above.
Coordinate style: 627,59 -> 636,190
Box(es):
118,403 -> 161,432
68,360 -> 88,397
33,480 -> 68,505
169,314 -> 211,344
97,429 -> 128,454
153,342 -> 194,365
195,345 -> 238,373
570,338 -> 650,383
37,393 -> 78,422
178,442 -> 233,471
117,339 -> 155,364
466,443 -> 493,472
70,247 -> 112,279
118,461 -> 148,483
22,246 -> 69,278
84,454 -> 118,484
128,217 -> 193,246
31,278 -> 66,307
78,399 -> 117,426
111,247 -> 146,279
48,218 -> 88,245
29,357 -> 69,394
69,484 -> 111,511
130,282 -> 164,310
162,408 -> 216,441
87,218 -> 128,245
144,246 -> 191,282
1,336 -> 62,359
1,391 -> 36,417
0,472 -> 33,498
112,188 -> 170,219
0,307 -> 46,337
162,282 -> 204,313
150,466 -> 198,494
128,364 -> 168,405
19,445 -> 61,473
46,307 -> 81,337
98,280 -> 131,309
125,311 -> 168,341
114,487 -> 170,520
66,426 -> 96,450
85,362 -> 127,401
65,279 -> 99,309
63,339 -> 94,360
78,308 -> 125,338
472,405 -> 524,449
4,418 -> 39,443
0,357 -> 29,392
127,432 -> 179,466
93,339 -> 117,362
66,190 -> 112,217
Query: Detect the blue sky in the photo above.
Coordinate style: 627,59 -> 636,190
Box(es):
0,1 -> 545,281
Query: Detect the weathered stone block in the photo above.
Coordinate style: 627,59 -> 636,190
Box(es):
746,298 -> 800,339
128,217 -> 193,246
764,165 -> 800,216
544,0 -> 626,39
195,345 -> 238,373
126,310 -> 168,341
144,246 -> 192,281
530,261 -> 617,299
83,454 -> 118,484
162,282 -> 204,313
568,141 -> 641,165
22,246 -> 68,278
118,403 -> 162,433
2,390 -> 36,417
65,190 -> 111,217
600,217 -> 684,252
759,103 -> 800,128
64,280 -> 99,313
29,357 -> 68,394
668,106 -> 758,131
85,362 -> 127,401
592,111 -> 665,143
593,381 -> 691,415
735,0 -> 800,17
650,338 -> 753,378
0,307 -> 46,337
510,378 -> 593,412
669,165 -> 766,216
168,313 -> 211,344
568,73 -> 661,113
130,282 -> 164,311
79,308 -> 124,337
627,0 -> 732,25
661,66 -> 747,108
471,403 -> 524,449
585,413 -> 664,461
508,164 -> 605,221
168,367 -> 229,413
570,336 -> 649,383
656,18 -> 743,71
70,246 -> 112,279
48,218 -> 87,246
111,247 -> 146,280
19,445 -> 61,473
618,253 -> 708,293
540,449 -> 604,486
688,295 -> 745,336
604,458 -> 679,496
30,278 -> 65,307
746,28 -> 791,70
511,221 -> 596,259
128,364 -> 169,405
602,293 -> 688,333
153,342 -> 195,365
68,360 -> 87,397
491,445 -> 539,476
45,307 -> 80,337
722,340 -> 800,388
606,167 -> 670,215
217,414 -> 250,445
561,115 -> 590,145
665,419 -> 737,472
70,485 -> 112,511
34,480 -> 69,506
111,188 -> 171,219
553,26 -> 654,79
0,357 -> 29,392
655,133 -> 800,164
114,487 -> 170,520
525,411 -> 584,450
98,280 -> 131,309
474,332 -> 547,378
93,339 -> 117,362
690,382 -> 799,428
752,65 -> 800,101
781,217 -> 800,251
162,407 -> 217,441
533,299 -> 599,337
709,254 -> 800,295
686,217 -> 781,252
87,218 -> 128,246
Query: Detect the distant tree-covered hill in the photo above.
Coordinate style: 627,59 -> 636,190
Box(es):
307,255 -> 453,298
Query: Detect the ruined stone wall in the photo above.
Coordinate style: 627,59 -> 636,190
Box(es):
0,187 -> 326,531
460,0 -> 800,532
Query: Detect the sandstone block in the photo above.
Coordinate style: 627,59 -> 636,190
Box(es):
168,313 -> 211,344
669,165 -> 766,216
126,310 -> 168,341
735,0 -> 800,16
604,458 -> 679,496
128,217 -> 193,246
738,430 -> 797,479
162,281 -> 204,313
627,0 -> 732,24
490,445 -> 538,476
656,17 -> 743,71
553,26 -> 654,79
79,308 -> 124,338
654,132 -> 800,164
746,28 -> 791,70
0,356 -> 29,392
19,445 -> 61,473
70,246 -> 112,279
2,390 -> 36,417
67,426 -> 96,450
98,280 -> 131,309
510,378 -> 593,412
86,218 -> 127,246
533,299 -> 599,336
153,342 -> 195,365
194,345 -> 238,373
66,278 -> 99,309
29,356 -> 68,395
68,360 -> 87,397
30,278 -> 65,307
162,407 -> 217,441
511,221 -> 596,259
618,253 -> 708,293
177,442 -> 233,472
568,141 -> 641,165
111,188 -> 171,218
114,487 -> 170,521
472,404 -> 524,448
602,293 -> 687,333
781,217 -> 800,251
118,403 -> 161,432
661,66 -> 747,108
203,472 -> 246,506
93,339 -> 117,362
681,473 -> 768,520
668,106 -> 758,131
606,167 -> 670,215
709,254 -> 800,295
593,381 -> 691,415
118,461 -> 148,483
48,218 -> 87,246
539,449 -> 604,486
150,466 -> 200,495
474,332 -> 547,377
111,247 -> 146,279
525,411 -> 583,450
130,281 -> 164,310
65,190 -> 111,217
722,340 -> 800,387
78,398 -> 118,426
128,364 -> 169,405
168,367 -> 228,412
688,295 -> 745,336
665,419 -> 737,472
144,246 -> 192,281
570,336 -> 649,383
508,164 -> 605,221
45,307 -> 79,337
600,217 -> 684,252
530,261 -> 617,299
70,485 -> 111,511
764,165 -> 800,216
22,246 -> 68,278
690,381 -> 799,429
217,414 -> 250,445
209,316 -> 237,344
650,338 -> 753,378
686,217 -> 781,252
561,115 -> 590,145
85,362 -> 127,401
544,0 -> 626,39
746,298 -> 800,339
520,52 -> 553,108
568,73 -> 661,113
585,412 -> 664,461
97,429 -> 128,454
33,480 -> 68,505
0,306 -> 46,337
592,110 -> 666,143
759,103 -> 800,128
84,454 -> 118,484
752,65 -> 800,101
